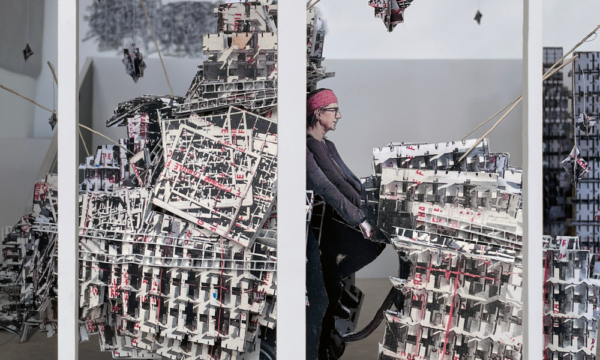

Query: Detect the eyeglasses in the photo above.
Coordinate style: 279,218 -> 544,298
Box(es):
320,107 -> 341,116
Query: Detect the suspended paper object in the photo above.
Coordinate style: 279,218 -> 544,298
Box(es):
22,44 -> 34,61
368,0 -> 415,32
561,146 -> 590,184
576,112 -> 597,134
475,10 -> 483,25
48,113 -> 57,130
122,43 -> 146,83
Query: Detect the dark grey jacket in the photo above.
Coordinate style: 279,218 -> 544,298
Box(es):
307,135 -> 362,206
306,141 -> 363,226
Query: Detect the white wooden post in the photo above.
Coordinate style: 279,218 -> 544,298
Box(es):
57,0 -> 79,359
522,0 -> 543,359
277,1 -> 307,359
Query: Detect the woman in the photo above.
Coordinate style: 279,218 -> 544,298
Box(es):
306,88 -> 385,359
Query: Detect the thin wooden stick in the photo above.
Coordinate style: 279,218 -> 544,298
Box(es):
461,55 -> 579,142
307,0 -> 321,10
0,83 -> 57,114
1,76 -> 126,157
461,96 -> 521,141
139,0 -> 174,97
47,61 -> 58,86
460,25 -> 595,146
545,23 -> 600,75
542,54 -> 578,81
78,124 -> 135,155
78,126 -> 90,157
458,98 -> 523,163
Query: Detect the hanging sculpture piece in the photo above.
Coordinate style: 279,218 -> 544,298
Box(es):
0,2 -> 279,359
474,10 -> 483,25
22,44 -> 34,61
48,113 -> 57,130
122,43 -> 147,83
562,146 -> 591,185
368,0 -> 415,32
576,112 -> 597,134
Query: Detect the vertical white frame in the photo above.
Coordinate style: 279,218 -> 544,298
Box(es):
522,0 -> 543,359
277,1 -> 307,359
57,0 -> 79,359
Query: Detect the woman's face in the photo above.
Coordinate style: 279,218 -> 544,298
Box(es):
316,102 -> 342,132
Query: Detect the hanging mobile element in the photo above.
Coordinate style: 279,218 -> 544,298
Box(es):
122,43 -> 146,83
23,44 -> 34,61
561,146 -> 590,185
474,10 -> 483,25
576,112 -> 597,134
48,113 -> 57,130
368,0 -> 415,33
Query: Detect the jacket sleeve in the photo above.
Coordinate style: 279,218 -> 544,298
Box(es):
306,138 -> 362,207
306,149 -> 363,226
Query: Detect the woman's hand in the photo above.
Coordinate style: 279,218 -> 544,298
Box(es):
359,219 -> 372,239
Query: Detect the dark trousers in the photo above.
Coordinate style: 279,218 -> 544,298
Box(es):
314,207 -> 385,358
306,231 -> 329,360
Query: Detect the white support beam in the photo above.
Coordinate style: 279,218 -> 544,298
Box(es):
522,1 -> 543,359
57,0 -> 79,359
277,1 -> 307,359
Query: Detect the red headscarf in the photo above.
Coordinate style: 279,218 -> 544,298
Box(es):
307,89 -> 338,114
